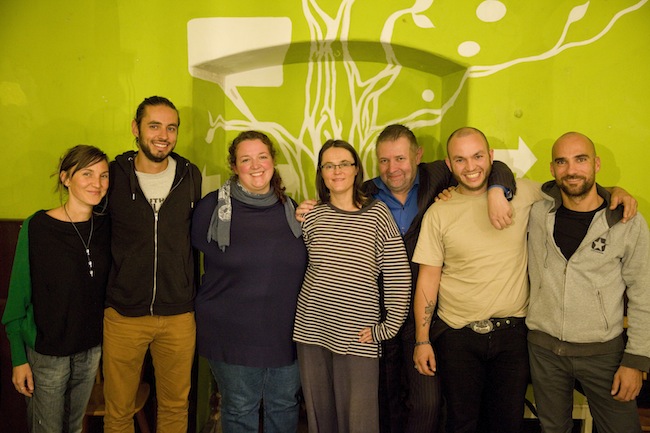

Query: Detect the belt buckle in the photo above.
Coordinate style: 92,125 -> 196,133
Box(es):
469,319 -> 494,334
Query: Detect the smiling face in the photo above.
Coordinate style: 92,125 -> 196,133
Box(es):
445,130 -> 493,195
376,136 -> 422,198
132,104 -> 179,163
320,146 -> 359,199
232,138 -> 275,194
550,132 -> 600,199
62,160 -> 110,208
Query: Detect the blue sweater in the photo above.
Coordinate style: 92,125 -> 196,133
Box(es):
191,192 -> 307,368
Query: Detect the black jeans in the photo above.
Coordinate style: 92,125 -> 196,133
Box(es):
435,323 -> 529,433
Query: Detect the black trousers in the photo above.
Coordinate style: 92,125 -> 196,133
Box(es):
379,330 -> 444,433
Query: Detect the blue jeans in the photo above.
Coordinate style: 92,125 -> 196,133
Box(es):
26,345 -> 101,433
529,342 -> 641,433
435,324 -> 529,433
208,359 -> 301,433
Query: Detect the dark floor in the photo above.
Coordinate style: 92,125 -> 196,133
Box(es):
83,415 -> 585,433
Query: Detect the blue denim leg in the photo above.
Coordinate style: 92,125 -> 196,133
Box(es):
261,361 -> 301,433
209,360 -> 301,433
209,360 -> 264,433
26,345 -> 101,433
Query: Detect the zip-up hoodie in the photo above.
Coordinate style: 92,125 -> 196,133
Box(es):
105,150 -> 202,317
527,181 -> 650,372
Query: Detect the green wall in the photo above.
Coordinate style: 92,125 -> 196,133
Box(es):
1,0 -> 649,219
2,1 -> 649,430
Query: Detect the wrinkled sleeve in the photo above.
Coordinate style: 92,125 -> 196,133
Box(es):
1,216 -> 35,366
371,205 -> 411,341
488,160 -> 517,196
621,213 -> 650,372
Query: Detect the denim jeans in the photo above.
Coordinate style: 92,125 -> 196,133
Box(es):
209,359 -> 301,433
26,344 -> 101,433
435,324 -> 529,433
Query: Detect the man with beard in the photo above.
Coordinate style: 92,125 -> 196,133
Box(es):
102,96 -> 202,433
296,124 -> 517,433
412,127 -> 542,433
526,132 -> 649,433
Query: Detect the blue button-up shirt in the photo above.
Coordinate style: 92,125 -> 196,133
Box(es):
372,173 -> 420,236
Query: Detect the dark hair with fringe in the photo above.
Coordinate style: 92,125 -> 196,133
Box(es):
316,139 -> 369,208
55,144 -> 108,202
228,130 -> 287,203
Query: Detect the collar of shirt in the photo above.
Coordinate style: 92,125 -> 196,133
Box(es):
372,173 -> 420,236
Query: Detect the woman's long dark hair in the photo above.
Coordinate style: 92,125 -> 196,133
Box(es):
315,139 -> 369,208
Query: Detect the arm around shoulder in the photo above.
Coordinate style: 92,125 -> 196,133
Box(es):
621,212 -> 650,370
488,160 -> 517,195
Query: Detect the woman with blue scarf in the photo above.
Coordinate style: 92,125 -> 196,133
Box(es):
191,130 -> 307,433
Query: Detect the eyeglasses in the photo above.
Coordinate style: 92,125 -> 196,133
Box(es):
320,162 -> 356,171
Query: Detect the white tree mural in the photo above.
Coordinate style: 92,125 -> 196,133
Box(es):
188,0 -> 647,198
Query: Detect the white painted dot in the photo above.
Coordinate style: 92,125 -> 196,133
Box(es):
422,89 -> 435,102
458,41 -> 481,57
476,0 -> 507,22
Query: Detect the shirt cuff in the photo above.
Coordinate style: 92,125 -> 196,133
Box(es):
488,184 -> 514,201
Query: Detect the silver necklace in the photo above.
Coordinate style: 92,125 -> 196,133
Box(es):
63,204 -> 95,278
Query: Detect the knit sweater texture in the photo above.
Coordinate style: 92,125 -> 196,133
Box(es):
191,192 -> 307,368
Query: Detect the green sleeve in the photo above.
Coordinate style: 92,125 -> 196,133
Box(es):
1,215 -> 36,366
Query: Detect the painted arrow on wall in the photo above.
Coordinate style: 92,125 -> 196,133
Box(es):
493,137 -> 537,178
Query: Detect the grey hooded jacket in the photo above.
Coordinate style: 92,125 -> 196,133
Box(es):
526,181 -> 650,372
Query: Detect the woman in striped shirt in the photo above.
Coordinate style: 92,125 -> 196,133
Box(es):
294,139 -> 412,433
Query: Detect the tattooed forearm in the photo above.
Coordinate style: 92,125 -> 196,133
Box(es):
422,299 -> 436,328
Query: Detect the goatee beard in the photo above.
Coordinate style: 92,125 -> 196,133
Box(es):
558,176 -> 593,198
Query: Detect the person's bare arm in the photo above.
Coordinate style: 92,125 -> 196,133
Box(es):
413,264 -> 442,376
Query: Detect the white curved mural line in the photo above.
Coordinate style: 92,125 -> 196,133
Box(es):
189,0 -> 647,198
469,0 -> 648,78
392,0 -> 647,130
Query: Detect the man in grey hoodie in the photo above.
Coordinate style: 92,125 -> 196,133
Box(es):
526,131 -> 650,433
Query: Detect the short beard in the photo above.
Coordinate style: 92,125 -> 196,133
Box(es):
137,138 -> 172,163
557,176 -> 594,198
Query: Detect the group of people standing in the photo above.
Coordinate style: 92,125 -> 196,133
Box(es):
3,96 -> 200,433
2,94 -> 649,433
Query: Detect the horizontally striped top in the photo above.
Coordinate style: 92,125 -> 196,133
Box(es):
293,199 -> 411,358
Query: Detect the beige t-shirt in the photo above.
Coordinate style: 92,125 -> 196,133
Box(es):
413,178 -> 542,329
